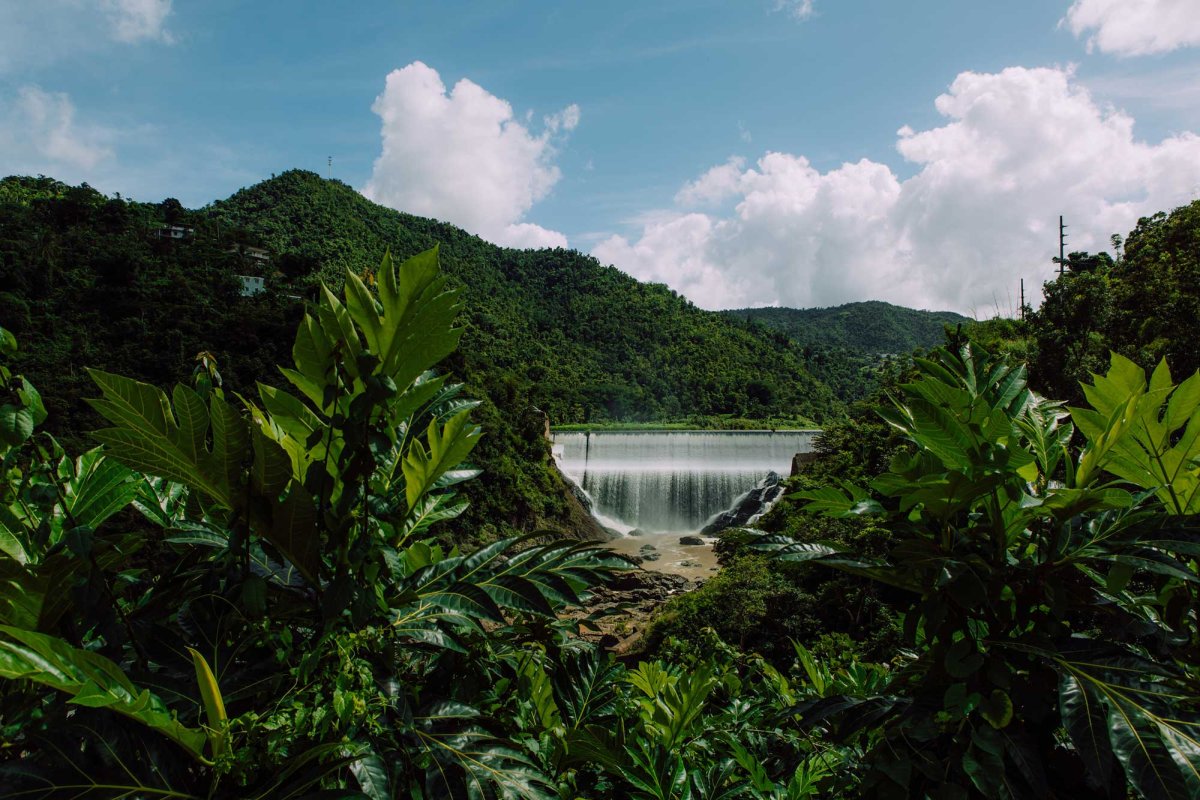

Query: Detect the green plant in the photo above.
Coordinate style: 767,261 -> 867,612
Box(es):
756,344 -> 1200,798
0,250 -> 629,797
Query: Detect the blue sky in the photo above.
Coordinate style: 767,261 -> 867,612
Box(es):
2,1 -> 1199,313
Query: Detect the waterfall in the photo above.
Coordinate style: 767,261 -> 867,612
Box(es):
552,430 -> 818,533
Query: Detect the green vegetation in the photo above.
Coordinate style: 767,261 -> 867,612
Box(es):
1029,200 -> 1200,405
211,170 -> 839,427
0,173 -> 839,545
0,250 -> 848,798
757,343 -> 1200,796
7,277 -> 1200,796
726,301 -> 970,355
5,169 -> 1200,798
725,302 -> 969,403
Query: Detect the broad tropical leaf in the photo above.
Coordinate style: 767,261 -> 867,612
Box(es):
88,371 -> 247,509
0,625 -> 207,759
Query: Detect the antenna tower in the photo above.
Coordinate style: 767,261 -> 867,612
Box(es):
1058,215 -> 1068,276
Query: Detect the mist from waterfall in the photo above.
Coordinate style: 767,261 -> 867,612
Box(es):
552,430 -> 817,533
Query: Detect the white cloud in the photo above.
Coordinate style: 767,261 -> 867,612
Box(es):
0,85 -> 258,206
104,0 -> 174,44
545,103 -> 581,134
362,61 -> 576,249
593,66 -> 1200,314
0,0 -> 174,73
674,157 -> 746,206
1064,0 -> 1200,56
0,86 -> 115,177
774,0 -> 815,21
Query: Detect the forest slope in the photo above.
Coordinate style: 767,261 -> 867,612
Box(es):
724,301 -> 971,354
210,170 -> 839,426
0,172 -> 838,544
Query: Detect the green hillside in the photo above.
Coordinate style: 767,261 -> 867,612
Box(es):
0,172 -> 837,543
724,301 -> 971,354
209,170 -> 838,425
722,302 -> 972,402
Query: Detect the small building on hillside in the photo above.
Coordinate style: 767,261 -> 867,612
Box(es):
156,224 -> 194,241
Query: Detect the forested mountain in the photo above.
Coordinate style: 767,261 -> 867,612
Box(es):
724,301 -> 971,354
209,170 -> 837,425
0,172 -> 837,543
722,302 -> 970,402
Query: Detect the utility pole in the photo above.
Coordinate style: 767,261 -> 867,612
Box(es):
1019,278 -> 1025,321
327,156 -> 332,180
1058,215 -> 1068,276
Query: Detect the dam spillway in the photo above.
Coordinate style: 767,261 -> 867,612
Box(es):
551,430 -> 818,533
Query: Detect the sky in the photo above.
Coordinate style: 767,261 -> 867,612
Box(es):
2,0 -> 1199,315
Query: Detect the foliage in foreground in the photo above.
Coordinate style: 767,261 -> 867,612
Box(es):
0,249 -> 845,798
4,234 -> 1200,799
756,342 -> 1200,798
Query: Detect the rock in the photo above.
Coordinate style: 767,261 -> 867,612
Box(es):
546,460 -> 611,541
791,451 -> 820,475
641,551 -> 661,562
679,535 -> 705,546
567,570 -> 694,655
566,479 -> 593,512
606,570 -> 690,596
639,543 -> 657,552
680,559 -> 701,568
628,528 -> 646,537
700,471 -> 786,535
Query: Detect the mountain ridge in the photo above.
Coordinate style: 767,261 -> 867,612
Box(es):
722,301 -> 972,355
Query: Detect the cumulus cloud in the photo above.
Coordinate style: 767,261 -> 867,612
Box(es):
362,62 -> 577,249
675,157 -> 746,206
593,66 -> 1200,314
103,0 -> 174,44
1064,0 -> 1200,56
0,86 -> 115,178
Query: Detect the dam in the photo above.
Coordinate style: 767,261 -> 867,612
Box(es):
551,430 -> 818,533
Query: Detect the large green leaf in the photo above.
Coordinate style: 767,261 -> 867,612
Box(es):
402,410 -> 482,513
88,370 -> 247,509
266,483 -> 321,585
0,625 -> 207,759
1059,673 -> 1114,789
56,447 -> 140,532
1072,355 -> 1200,513
416,700 -> 558,800
1057,648 -> 1200,800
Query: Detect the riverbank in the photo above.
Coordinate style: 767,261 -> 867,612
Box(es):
604,532 -> 720,581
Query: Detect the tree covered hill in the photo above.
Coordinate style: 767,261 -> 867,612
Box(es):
723,301 -> 972,354
0,172 -> 838,544
722,302 -> 972,403
209,170 -> 838,425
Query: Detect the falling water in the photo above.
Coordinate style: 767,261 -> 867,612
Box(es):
552,430 -> 818,533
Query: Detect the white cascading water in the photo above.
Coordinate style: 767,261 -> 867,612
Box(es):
552,431 -> 818,533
